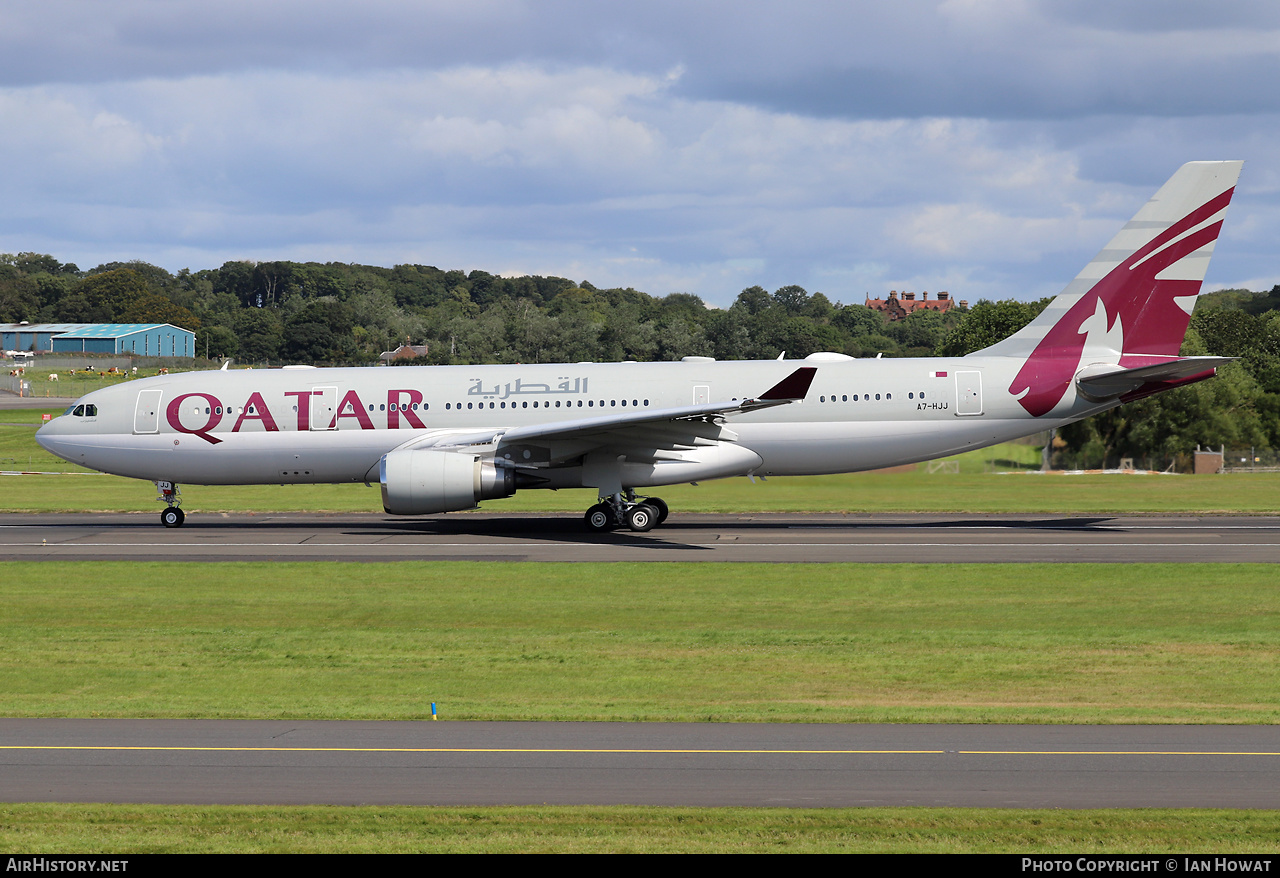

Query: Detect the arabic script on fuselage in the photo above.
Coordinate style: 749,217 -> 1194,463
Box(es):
466,376 -> 588,399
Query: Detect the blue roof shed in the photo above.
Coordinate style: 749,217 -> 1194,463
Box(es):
1,323 -> 195,357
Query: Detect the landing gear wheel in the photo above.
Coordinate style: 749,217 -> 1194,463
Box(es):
644,497 -> 669,525
626,503 -> 657,533
160,507 -> 185,528
585,504 -> 614,532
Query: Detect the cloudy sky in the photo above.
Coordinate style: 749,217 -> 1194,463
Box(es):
2,0 -> 1278,307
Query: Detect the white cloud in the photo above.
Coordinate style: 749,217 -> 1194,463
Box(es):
1,3 -> 1279,304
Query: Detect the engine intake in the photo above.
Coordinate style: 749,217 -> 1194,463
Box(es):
380,448 -> 516,515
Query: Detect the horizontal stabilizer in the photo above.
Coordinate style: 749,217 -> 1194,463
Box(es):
1075,357 -> 1232,401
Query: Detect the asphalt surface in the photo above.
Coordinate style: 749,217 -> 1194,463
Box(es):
1,511 -> 1278,562
5,719 -> 1280,808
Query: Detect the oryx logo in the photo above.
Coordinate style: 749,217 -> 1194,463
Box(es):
1010,188 -> 1233,417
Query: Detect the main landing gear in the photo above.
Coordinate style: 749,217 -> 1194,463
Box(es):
584,491 -> 670,533
156,481 -> 185,528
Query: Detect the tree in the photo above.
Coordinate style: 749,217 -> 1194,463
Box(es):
71,269 -> 151,323
120,292 -> 200,330
0,266 -> 39,322
935,299 -> 1049,356
195,325 -> 239,359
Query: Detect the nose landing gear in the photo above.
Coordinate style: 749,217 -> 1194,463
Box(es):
156,481 -> 185,528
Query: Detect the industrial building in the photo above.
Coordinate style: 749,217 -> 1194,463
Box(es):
1,323 -> 196,357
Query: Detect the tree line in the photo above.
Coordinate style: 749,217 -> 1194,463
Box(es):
2,251 -> 1277,469
0,253 -> 964,363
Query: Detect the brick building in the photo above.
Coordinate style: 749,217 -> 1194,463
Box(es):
863,291 -> 967,321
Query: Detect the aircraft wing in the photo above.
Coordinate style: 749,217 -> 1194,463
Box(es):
1075,357 -> 1233,401
392,367 -> 816,453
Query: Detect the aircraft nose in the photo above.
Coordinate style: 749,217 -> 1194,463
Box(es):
35,416 -> 69,455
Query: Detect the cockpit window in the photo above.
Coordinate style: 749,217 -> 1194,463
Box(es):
64,405 -> 77,416
84,404 -> 97,417
73,405 -> 84,417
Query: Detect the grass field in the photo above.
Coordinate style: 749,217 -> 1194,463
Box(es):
3,804 -> 1278,853
4,561 -> 1277,724
5,468 -> 1280,515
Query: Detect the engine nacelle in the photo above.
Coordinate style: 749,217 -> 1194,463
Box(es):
380,448 -> 516,515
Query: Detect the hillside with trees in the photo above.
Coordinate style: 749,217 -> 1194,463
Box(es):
2,252 -> 1277,469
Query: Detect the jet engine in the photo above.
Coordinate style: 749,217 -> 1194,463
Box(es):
379,447 -> 516,515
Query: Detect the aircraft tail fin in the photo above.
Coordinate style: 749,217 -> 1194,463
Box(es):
978,161 -> 1243,417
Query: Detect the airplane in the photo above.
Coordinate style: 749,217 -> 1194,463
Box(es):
36,160 -> 1243,532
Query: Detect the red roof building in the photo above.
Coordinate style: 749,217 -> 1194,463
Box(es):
863,291 -> 966,321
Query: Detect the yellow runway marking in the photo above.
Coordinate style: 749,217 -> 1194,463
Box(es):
3,745 -> 1280,756
0,745 -> 942,755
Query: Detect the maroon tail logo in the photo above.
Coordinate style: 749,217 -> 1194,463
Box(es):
1009,188 -> 1233,417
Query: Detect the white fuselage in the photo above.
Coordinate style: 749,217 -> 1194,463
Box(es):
36,355 -> 1108,490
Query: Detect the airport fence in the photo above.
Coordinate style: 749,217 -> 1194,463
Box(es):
3,354 -> 208,400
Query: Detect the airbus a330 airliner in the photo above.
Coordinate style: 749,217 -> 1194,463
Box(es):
37,161 -> 1243,532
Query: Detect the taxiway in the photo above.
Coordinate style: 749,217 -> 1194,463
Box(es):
4,719 -> 1279,808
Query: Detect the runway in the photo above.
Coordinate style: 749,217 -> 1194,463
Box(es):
4,719 -> 1279,808
1,511 -> 1278,562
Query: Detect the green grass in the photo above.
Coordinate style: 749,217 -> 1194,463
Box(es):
4,469 -> 1280,514
3,804 -> 1278,853
5,363 -> 214,403
3,562 -> 1279,724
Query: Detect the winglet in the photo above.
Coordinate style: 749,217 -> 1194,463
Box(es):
760,367 -> 817,401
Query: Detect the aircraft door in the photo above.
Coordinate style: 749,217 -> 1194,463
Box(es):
955,371 -> 983,416
310,387 -> 336,430
693,385 -> 709,405
134,389 -> 162,433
